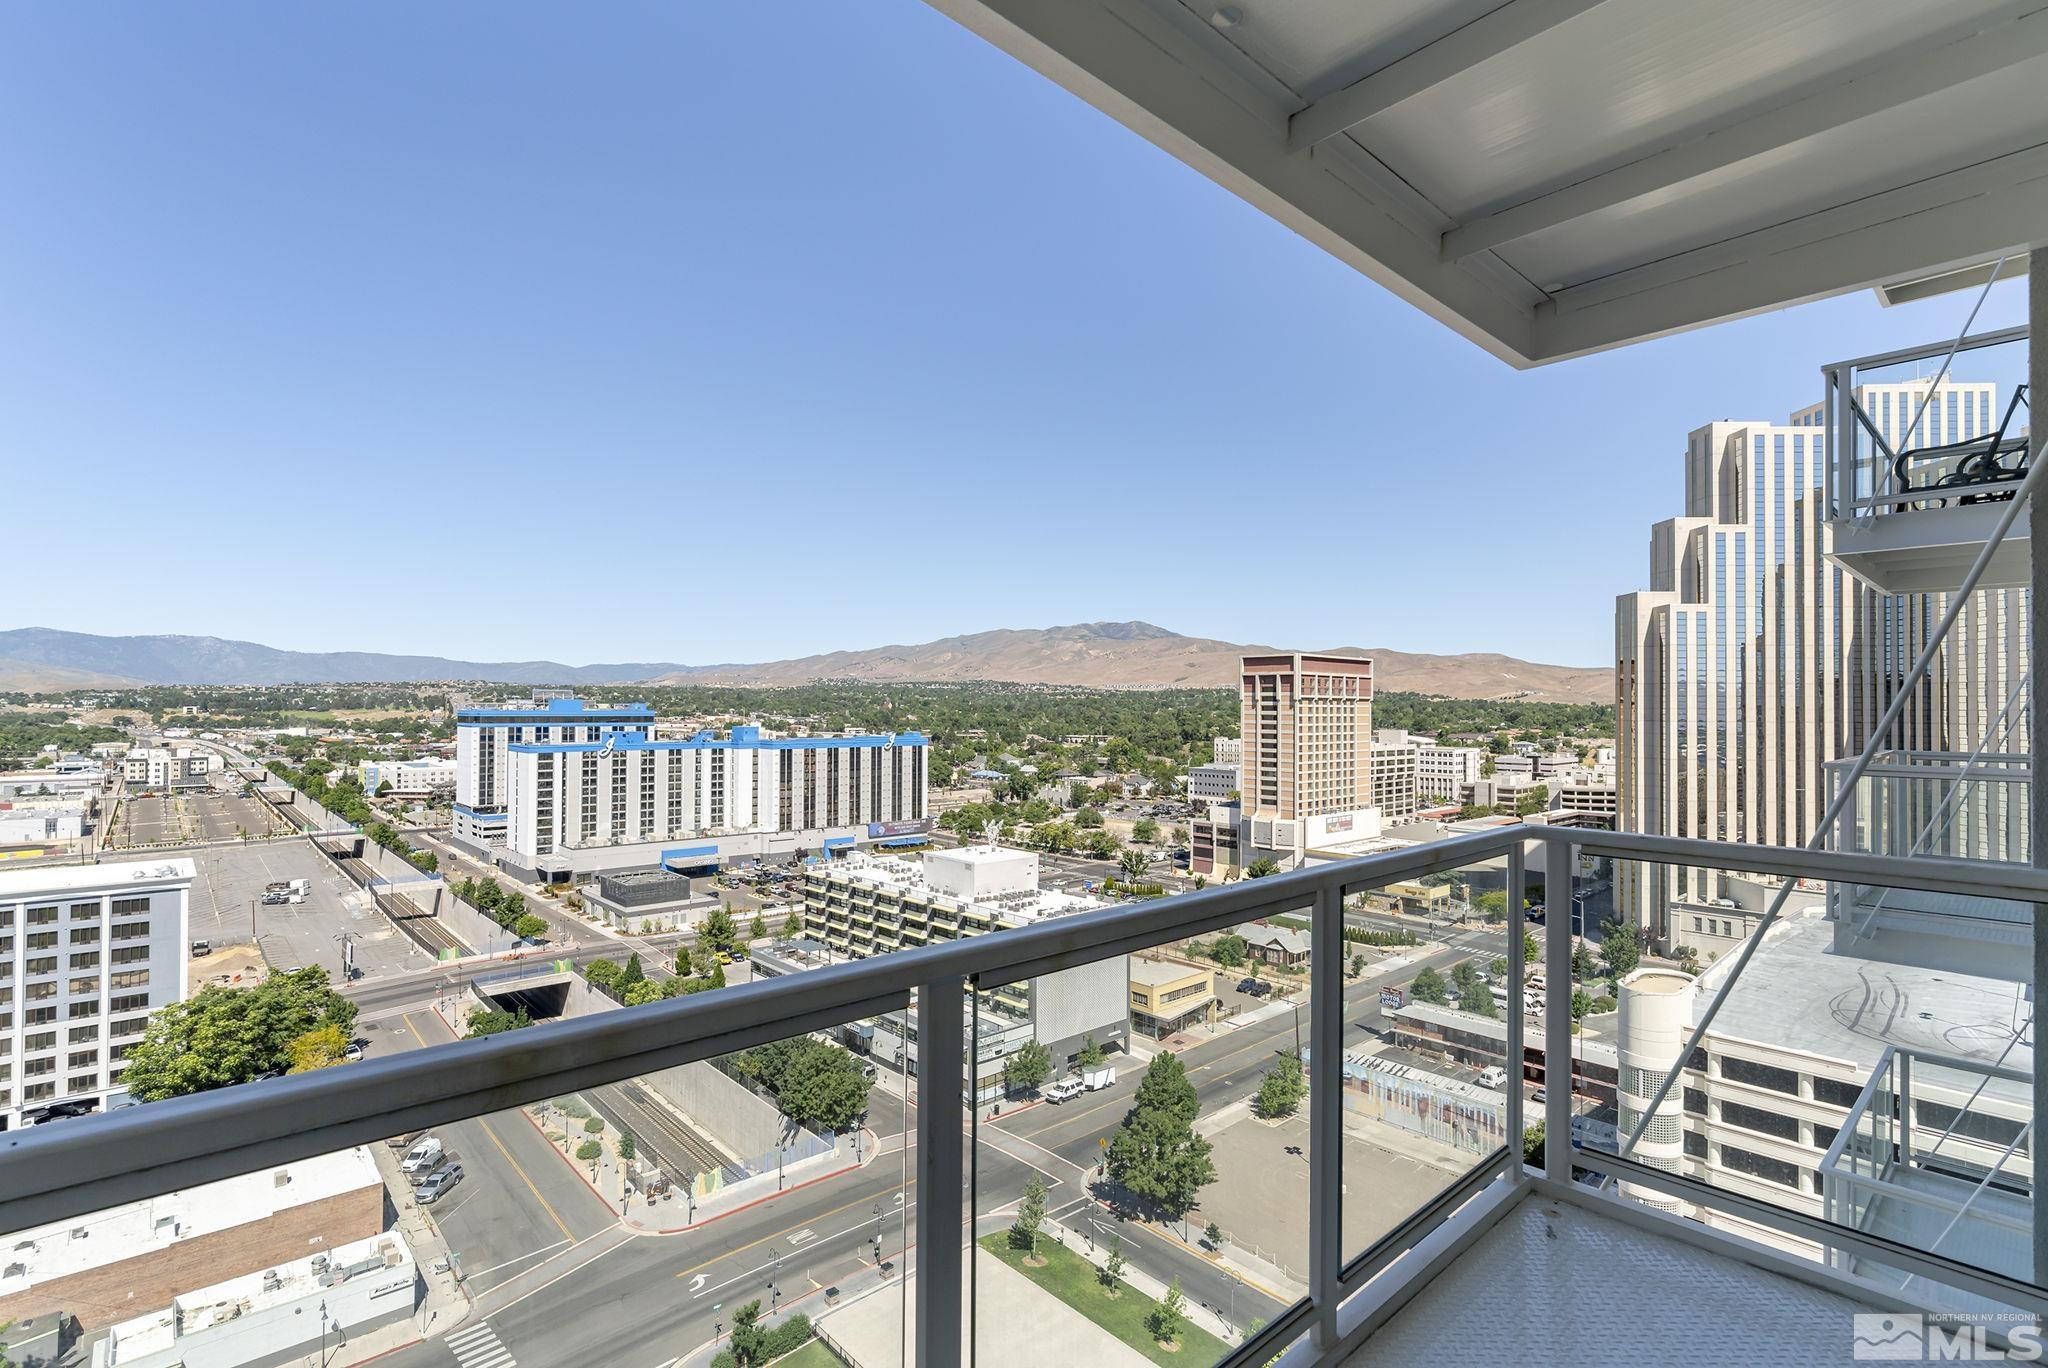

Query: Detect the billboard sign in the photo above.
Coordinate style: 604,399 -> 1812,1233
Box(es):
867,819 -> 934,838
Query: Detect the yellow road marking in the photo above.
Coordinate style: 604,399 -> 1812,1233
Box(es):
673,1186 -> 903,1279
479,1117 -> 574,1243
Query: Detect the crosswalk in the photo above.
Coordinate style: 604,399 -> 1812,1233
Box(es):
445,1321 -> 516,1368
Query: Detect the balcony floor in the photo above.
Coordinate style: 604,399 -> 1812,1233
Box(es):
1344,1192 -> 1884,1366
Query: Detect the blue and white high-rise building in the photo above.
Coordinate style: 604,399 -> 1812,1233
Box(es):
452,698 -> 655,851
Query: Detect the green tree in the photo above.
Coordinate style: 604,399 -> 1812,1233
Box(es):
750,912 -> 768,941
1101,1237 -> 1126,1293
618,1129 -> 637,1161
702,907 -> 738,953
1074,806 -> 1104,829
624,979 -> 663,1006
728,1299 -> 767,1367
1570,987 -> 1593,1021
675,943 -> 695,977
622,952 -> 645,986
1210,934 -> 1247,968
586,959 -> 624,995
1600,918 -> 1642,978
1118,848 -> 1149,884
1460,979 -> 1499,1018
1076,1034 -> 1107,1070
1255,1058 -> 1305,1117
1107,1053 -> 1213,1216
513,913 -> 549,940
1149,1277 -> 1187,1346
780,907 -> 804,940
1474,889 -> 1509,922
1349,952 -> 1365,977
123,967 -> 358,1101
1132,1050 -> 1199,1124
1522,1121 -> 1546,1166
1004,1039 -> 1052,1095
1516,783 -> 1550,816
1009,1173 -> 1048,1255
1524,928 -> 1541,966
466,1007 -> 534,1038
1408,965 -> 1450,1006
1132,817 -> 1159,843
1572,939 -> 1598,980
1082,830 -> 1119,859
1245,856 -> 1281,879
1204,1221 -> 1222,1250
733,1038 -> 871,1131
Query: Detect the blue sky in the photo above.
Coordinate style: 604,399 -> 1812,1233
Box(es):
2,2 -> 2027,669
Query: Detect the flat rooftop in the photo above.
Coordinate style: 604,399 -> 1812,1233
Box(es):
0,856 -> 195,899
0,1147 -> 380,1295
1705,910 -> 2031,1090
823,851 -> 1111,928
1129,956 -> 1211,988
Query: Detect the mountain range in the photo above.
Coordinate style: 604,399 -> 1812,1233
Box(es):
0,624 -> 1612,704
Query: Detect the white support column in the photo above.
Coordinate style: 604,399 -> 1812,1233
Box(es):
1505,843 -> 1527,1169
2028,244 -> 2046,1289
1543,836 -> 1576,1180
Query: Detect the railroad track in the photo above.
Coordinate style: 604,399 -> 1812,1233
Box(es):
335,853 -> 469,958
587,1079 -> 727,1177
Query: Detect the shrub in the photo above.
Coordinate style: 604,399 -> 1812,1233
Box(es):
583,1116 -> 606,1134
555,1098 -> 591,1120
575,1139 -> 602,1162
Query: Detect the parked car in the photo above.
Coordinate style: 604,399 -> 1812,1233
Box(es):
415,1164 -> 464,1204
408,1149 -> 454,1186
343,1041 -> 366,1062
1042,1079 -> 1086,1104
1477,1066 -> 1508,1089
1531,1087 -> 1547,1104
400,1137 -> 444,1174
189,940 -> 210,957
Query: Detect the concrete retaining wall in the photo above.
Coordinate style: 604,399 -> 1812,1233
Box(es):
643,1056 -> 791,1159
362,844 -> 526,955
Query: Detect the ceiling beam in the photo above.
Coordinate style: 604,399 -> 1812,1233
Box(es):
1441,1 -> 2048,262
1285,0 -> 1612,154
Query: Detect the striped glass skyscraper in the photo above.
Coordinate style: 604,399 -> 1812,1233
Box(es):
1615,380 -> 2026,945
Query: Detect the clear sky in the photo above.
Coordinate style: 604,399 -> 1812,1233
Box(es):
2,2 -> 2027,669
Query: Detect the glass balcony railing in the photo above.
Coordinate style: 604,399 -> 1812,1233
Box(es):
7,827 -> 2047,1367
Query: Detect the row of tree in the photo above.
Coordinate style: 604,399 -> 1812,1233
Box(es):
726,1037 -> 871,1132
122,967 -> 359,1101
450,875 -> 549,941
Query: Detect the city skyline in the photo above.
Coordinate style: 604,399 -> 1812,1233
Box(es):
1,2 -> 2029,668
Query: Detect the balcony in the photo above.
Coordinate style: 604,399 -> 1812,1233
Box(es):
1823,326 -> 2031,596
14,826 -> 2048,1367
1827,751 -> 2030,979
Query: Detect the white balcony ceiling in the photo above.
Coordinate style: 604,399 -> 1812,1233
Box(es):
928,0 -> 2048,366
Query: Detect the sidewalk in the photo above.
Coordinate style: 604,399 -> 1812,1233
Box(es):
317,1145 -> 471,1366
1041,1216 -> 1241,1345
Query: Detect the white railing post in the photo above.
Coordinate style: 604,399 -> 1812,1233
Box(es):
1505,841 -> 1526,1171
1309,878 -> 1345,1350
1543,835 -> 1575,1182
915,976 -> 966,1367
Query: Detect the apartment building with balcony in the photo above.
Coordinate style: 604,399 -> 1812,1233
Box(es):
803,845 -> 1129,1070
0,860 -> 191,1131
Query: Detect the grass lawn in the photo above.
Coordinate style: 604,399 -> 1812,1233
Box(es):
768,1341 -> 842,1368
979,1234 -> 1230,1365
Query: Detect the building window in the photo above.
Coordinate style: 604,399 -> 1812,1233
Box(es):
1914,1099 -> 2028,1152
1719,1056 -> 1799,1095
108,971 -> 149,991
1720,1099 -> 1799,1142
1683,1130 -> 1707,1159
1683,1087 -> 1707,1116
110,898 -> 151,917
26,907 -> 57,926
1719,1143 -> 1801,1189
1811,1076 -> 1863,1107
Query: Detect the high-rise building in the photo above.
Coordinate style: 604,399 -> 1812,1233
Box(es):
1240,652 -> 1375,863
0,858 -> 193,1129
499,724 -> 930,881
1615,381 -> 2027,941
1370,730 -> 1421,823
452,698 -> 656,850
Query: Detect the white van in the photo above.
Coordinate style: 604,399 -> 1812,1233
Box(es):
1477,1066 -> 1508,1090
1042,1078 -> 1086,1104
400,1137 -> 444,1174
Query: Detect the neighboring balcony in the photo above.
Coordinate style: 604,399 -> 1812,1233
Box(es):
1826,751 -> 2030,980
1824,325 -> 2031,596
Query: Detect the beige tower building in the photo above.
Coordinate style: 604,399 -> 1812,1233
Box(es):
1616,380 -> 2027,944
1240,652 -> 1376,864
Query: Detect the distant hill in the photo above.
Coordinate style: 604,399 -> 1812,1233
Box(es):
652,622 -> 1612,703
0,623 -> 1612,704
0,628 -> 671,689
0,656 -> 140,693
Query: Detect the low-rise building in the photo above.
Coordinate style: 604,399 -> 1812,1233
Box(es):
121,748 -> 210,792
0,1147 -> 386,1331
1128,957 -> 1217,1037
803,846 -> 1129,1075
580,868 -> 718,934
0,794 -> 90,844
1245,925 -> 1310,967
1189,801 -> 1241,877
1185,762 -> 1239,804
357,756 -> 456,796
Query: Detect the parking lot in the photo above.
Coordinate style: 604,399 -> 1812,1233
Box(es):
182,840 -> 431,981
108,787 -> 289,848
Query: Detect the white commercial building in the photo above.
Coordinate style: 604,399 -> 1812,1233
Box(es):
1370,737 -> 1420,823
358,756 -> 456,796
1415,744 -> 1483,802
0,859 -> 192,1129
121,748 -> 211,792
0,795 -> 90,844
1211,737 -> 1242,767
1185,761 -> 1239,803
499,723 -> 930,882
